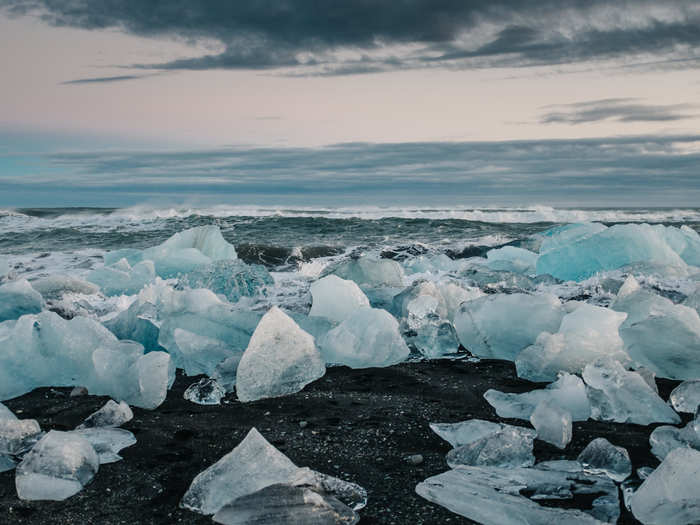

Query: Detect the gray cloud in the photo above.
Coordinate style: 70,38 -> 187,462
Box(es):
2,1 -> 700,75
60,74 -> 155,84
539,98 -> 697,124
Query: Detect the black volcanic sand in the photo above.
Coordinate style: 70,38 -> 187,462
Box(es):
0,359 -> 685,525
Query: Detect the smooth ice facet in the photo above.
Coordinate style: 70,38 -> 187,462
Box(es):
530,401 -> 572,449
669,380 -> 700,414
0,279 -> 44,322
445,425 -> 536,468
178,260 -> 271,303
485,246 -> 538,274
330,256 -> 405,289
0,417 -> 42,456
87,259 -> 156,296
649,416 -> 700,461
77,400 -> 133,429
73,427 -> 136,464
30,275 -> 99,300
184,378 -> 226,405
577,438 -> 632,482
309,275 -> 370,323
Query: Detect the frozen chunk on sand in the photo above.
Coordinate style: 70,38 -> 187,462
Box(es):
650,416 -> 700,461
213,484 -> 359,525
484,372 -> 591,421
318,308 -> 409,368
583,357 -> 680,425
454,293 -> 564,360
445,424 -> 536,468
429,419 -> 506,449
0,279 -> 44,322
16,430 -> 99,501
181,427 -> 365,516
77,400 -> 133,429
0,417 -> 42,456
309,275 -> 370,323
515,303 -> 628,382
577,438 -> 631,482
630,448 -> 700,525
416,464 -> 619,525
530,401 -> 572,449
236,307 -> 325,402
669,380 -> 700,414
184,378 -> 226,405
73,428 -> 136,464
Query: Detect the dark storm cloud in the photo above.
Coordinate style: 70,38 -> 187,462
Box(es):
2,1 -> 700,74
540,98 -> 697,124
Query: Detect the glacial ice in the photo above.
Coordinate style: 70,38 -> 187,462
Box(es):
433,279 -> 484,321
429,419 -> 507,448
73,427 -> 136,464
391,280 -> 459,358
515,303 -> 628,382
16,430 -> 99,501
612,277 -> 700,380
213,484 -> 359,525
0,279 -> 44,321
318,307 -> 409,368
485,246 -> 538,274
630,448 -> 700,525
416,464 -> 619,525
0,417 -> 42,456
530,400 -> 572,449
583,357 -> 681,425
309,275 -> 370,323
212,354 -> 242,393
453,293 -> 564,360
538,223 -> 608,254
484,372 -> 591,421
177,259 -> 272,303
77,399 -> 133,429
181,427 -> 365,516
330,256 -> 405,289
235,307 -> 325,402
444,423 -> 536,468
0,402 -> 15,420
0,455 -> 15,473
30,275 -> 99,299
87,259 -> 156,296
577,438 -> 632,482
669,380 -> 700,413
184,378 -> 226,405
649,416 -> 700,461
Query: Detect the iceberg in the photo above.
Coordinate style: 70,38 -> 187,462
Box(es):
73,427 -> 136,464
515,303 -> 628,382
235,307 -> 325,402
318,307 -> 409,368
454,293 -> 564,360
630,448 -> 700,525
485,246 -> 538,274
669,380 -> 700,414
577,438 -> 632,482
77,400 -> 133,429
530,400 -> 572,449
16,430 -> 99,501
309,275 -> 370,323
184,378 -> 226,405
177,259 -> 272,303
0,279 -> 44,322
583,357 -> 681,425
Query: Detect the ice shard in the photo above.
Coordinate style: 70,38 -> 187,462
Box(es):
669,380 -> 700,414
87,259 -> 156,296
530,401 -> 572,449
30,275 -> 99,300
0,279 -> 44,322
73,427 -> 136,464
184,378 -> 226,405
330,256 -> 405,289
577,438 -> 632,482
77,399 -> 133,429
178,259 -> 272,303
649,416 -> 700,461
445,425 -> 536,468
309,275 -> 370,323
485,246 -> 538,274
0,417 -> 42,456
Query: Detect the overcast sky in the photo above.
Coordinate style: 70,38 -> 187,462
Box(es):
1,1 -> 699,206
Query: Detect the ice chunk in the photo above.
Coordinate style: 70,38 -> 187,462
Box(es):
87,259 -> 156,296
429,419 -> 506,448
212,354 -> 242,393
583,357 -> 681,425
73,427 -> 136,464
515,303 -> 628,382
77,400 -> 133,429
530,400 -> 572,449
484,373 -> 591,421
613,283 -> 700,380
0,402 -> 16,420
402,253 -> 459,275
318,307 -> 409,368
630,448 -> 700,525
178,260 -> 272,302
0,454 -> 15,473
416,464 -> 618,525
685,287 -> 700,316
485,246 -> 538,274
103,299 -> 162,352
309,275 -> 370,323
454,293 -> 564,360
649,416 -> 700,461
16,430 -> 99,501
536,223 -> 687,281
538,223 -> 608,254
445,424 -> 536,468
392,280 -> 459,358
236,307 -> 325,402
0,279 -> 44,321
330,256 -> 405,288
669,380 -> 700,414
290,467 -> 367,511
213,484 -> 359,525
184,378 -> 226,405
30,275 -> 99,300
577,438 -> 631,482
0,417 -> 42,456
434,279 -> 484,321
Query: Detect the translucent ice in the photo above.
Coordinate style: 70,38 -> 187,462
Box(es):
30,275 -> 99,300
454,293 -> 564,360
0,279 -> 44,321
178,259 -> 272,303
434,279 -> 484,321
515,303 -> 628,382
330,256 -> 405,289
0,417 -> 42,456
309,275 -> 370,323
87,259 -> 156,296
583,357 -> 681,425
485,246 -> 538,274
530,400 -> 572,449
416,464 -> 618,525
669,380 -> 700,414
429,419 -> 506,449
484,373 -> 591,421
649,416 -> 700,461
630,448 -> 700,525
318,307 -> 409,368
184,378 -> 226,405
577,438 -> 632,482
444,423 -> 536,468
16,430 -> 99,501
538,223 -> 608,254
73,427 -> 136,464
77,400 -> 133,429
235,307 -> 325,402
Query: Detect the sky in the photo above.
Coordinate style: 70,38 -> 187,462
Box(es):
1,1 -> 699,207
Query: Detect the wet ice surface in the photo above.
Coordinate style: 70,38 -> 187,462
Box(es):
77,400 -> 133,429
577,438 -> 632,482
184,378 -> 226,405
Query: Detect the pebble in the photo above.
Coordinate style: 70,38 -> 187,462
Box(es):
405,454 -> 424,465
299,420 -> 308,428
70,386 -> 88,397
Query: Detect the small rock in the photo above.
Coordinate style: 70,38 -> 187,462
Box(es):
405,454 -> 424,465
299,421 -> 308,429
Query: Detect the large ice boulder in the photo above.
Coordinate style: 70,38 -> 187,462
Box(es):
454,293 -> 564,360
177,260 -> 272,303
434,279 -> 484,321
30,275 -> 99,300
577,438 -> 632,482
612,277 -> 700,380
309,275 -> 370,323
235,307 -> 325,402
485,246 -> 538,274
15,430 -> 99,501
530,401 -> 572,449
73,427 -> 136,465
318,307 -> 409,368
87,259 -> 156,296
330,256 -> 404,289
0,279 -> 44,321
515,303 -> 629,382
538,223 -> 608,254
649,416 -> 700,461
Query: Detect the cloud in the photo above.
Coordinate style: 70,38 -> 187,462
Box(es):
539,98 -> 697,124
2,1 -> 700,75
60,74 -> 157,84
